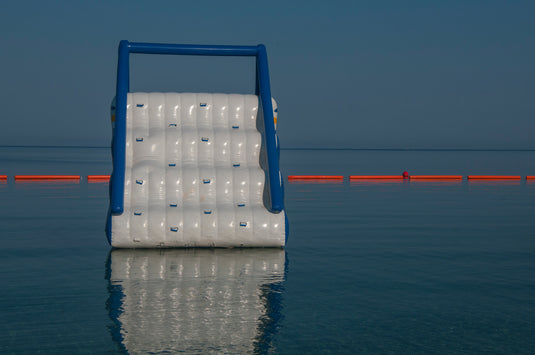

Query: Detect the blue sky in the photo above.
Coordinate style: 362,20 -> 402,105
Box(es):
1,0 -> 534,149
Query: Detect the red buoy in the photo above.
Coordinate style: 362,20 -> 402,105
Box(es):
14,175 -> 80,181
87,175 -> 111,182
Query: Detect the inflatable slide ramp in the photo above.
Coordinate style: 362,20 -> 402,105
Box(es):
106,41 -> 287,248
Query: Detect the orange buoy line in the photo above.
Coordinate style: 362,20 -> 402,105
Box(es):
289,179 -> 344,184
467,175 -> 521,180
288,175 -> 344,180
3,174 -> 533,182
350,175 -> 403,180
14,175 -> 81,181
410,175 -> 463,180
87,175 -> 111,182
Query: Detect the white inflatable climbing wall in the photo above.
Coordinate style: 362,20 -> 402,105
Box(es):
109,93 -> 286,247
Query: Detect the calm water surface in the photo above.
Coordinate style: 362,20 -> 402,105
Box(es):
0,147 -> 534,354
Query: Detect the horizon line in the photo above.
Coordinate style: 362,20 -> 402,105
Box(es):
1,145 -> 535,152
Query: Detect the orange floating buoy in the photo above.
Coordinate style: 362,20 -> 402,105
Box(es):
526,176 -> 535,180
0,175 -> 7,180
350,175 -> 403,180
87,175 -> 111,182
14,175 -> 81,181
467,175 -> 521,180
289,179 -> 344,184
410,175 -> 463,180
288,175 -> 344,180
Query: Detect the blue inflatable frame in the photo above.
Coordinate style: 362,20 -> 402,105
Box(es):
110,40 -> 284,221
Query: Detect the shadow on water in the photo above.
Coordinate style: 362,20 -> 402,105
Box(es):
105,248 -> 287,354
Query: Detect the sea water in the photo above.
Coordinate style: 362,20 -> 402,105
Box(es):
0,147 -> 534,354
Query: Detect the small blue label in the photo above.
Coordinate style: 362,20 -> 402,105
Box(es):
136,104 -> 144,107
200,103 -> 207,107
240,222 -> 247,227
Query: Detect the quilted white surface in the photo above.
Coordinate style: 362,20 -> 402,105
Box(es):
110,93 -> 285,247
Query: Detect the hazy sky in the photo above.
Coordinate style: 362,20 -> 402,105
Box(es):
1,0 -> 534,149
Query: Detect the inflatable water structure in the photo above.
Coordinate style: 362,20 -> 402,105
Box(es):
106,41 -> 287,248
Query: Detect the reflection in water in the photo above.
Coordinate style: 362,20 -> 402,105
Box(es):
106,248 -> 286,354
